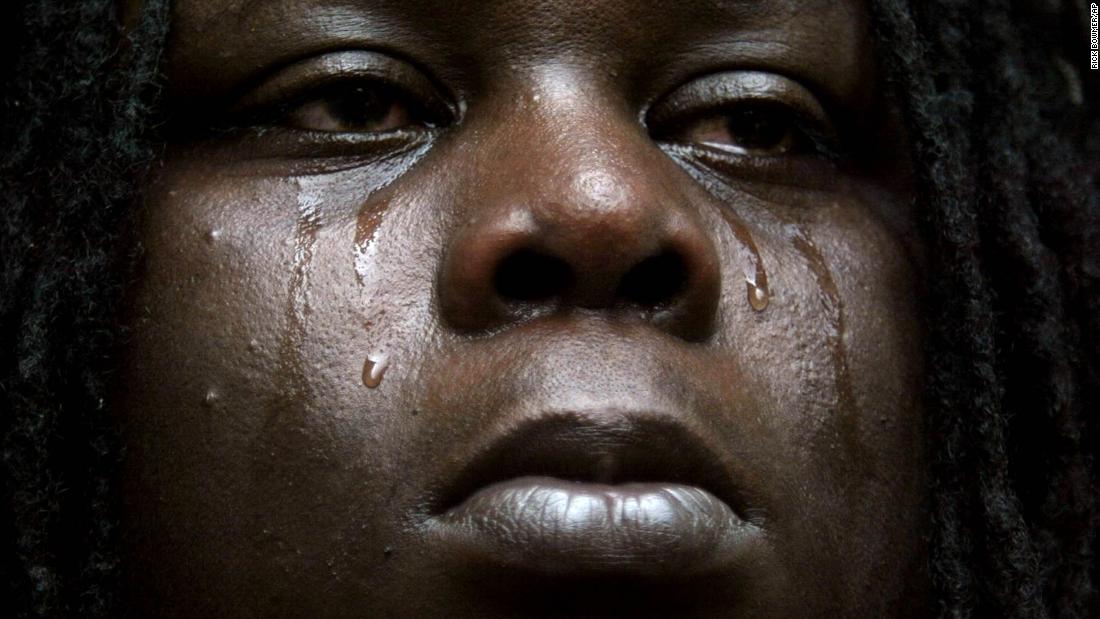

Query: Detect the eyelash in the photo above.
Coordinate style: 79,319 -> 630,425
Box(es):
243,78 -> 445,134
654,102 -> 844,161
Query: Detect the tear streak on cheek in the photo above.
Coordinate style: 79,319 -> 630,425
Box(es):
353,146 -> 433,389
787,225 -> 869,467
276,178 -> 324,407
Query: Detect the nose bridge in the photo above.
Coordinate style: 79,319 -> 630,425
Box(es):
470,80 -> 677,249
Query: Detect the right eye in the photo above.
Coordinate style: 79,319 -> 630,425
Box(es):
280,81 -> 426,134
222,51 -> 455,139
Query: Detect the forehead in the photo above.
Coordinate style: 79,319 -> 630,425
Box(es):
173,0 -> 861,34
168,0 -> 870,103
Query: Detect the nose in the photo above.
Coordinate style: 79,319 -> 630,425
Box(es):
436,109 -> 721,341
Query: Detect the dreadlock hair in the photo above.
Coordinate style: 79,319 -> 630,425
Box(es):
0,1 -> 168,616
0,0 -> 1096,617
872,0 -> 1100,616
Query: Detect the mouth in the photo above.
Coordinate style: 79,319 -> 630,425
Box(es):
422,413 -> 762,578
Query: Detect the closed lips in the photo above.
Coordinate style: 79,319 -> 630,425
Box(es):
423,414 -> 762,577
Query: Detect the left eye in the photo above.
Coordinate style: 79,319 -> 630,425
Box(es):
674,104 -> 802,156
282,82 -> 418,133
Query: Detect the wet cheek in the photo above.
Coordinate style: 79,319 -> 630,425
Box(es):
118,162 -> 427,606
126,145 -> 479,599
779,206 -> 925,594
718,195 -> 923,482
695,189 -> 925,601
832,214 -> 925,482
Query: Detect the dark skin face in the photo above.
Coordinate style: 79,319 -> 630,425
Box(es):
116,0 -> 928,616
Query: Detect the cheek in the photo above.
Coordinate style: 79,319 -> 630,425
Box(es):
755,206 -> 925,476
811,207 -> 926,607
700,191 -> 925,607
117,156 -> 442,612
122,171 -> 296,481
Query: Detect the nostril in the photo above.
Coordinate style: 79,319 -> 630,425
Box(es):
494,248 -> 574,303
617,250 -> 687,308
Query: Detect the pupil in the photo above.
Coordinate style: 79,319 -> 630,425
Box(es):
328,86 -> 391,128
726,108 -> 786,150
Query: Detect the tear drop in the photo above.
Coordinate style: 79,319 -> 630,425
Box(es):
747,279 -> 769,311
717,207 -> 770,313
362,354 -> 390,389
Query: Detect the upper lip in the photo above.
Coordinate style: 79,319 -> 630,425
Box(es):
432,412 -> 749,520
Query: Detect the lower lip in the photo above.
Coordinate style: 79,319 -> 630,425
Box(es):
426,476 -> 758,577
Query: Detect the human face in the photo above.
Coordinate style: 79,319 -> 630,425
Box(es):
116,0 -> 927,616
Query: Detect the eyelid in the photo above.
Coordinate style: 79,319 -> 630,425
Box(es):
229,50 -> 456,126
647,71 -> 838,146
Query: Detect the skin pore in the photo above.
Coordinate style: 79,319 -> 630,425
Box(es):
115,0 -> 928,616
